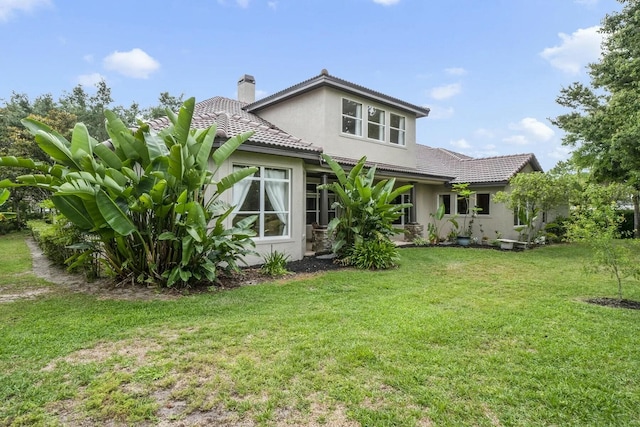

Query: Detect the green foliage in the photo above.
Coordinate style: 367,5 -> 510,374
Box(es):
543,215 -> 570,243
551,1 -> 640,235
349,238 -> 400,270
427,203 -> 446,243
566,183 -> 640,299
494,172 -> 571,243
412,236 -> 430,246
451,183 -> 477,237
27,218 -> 101,279
0,98 -> 257,287
261,250 -> 290,277
318,154 -> 411,262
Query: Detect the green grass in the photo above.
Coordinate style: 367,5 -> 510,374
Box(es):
1,234 -> 639,426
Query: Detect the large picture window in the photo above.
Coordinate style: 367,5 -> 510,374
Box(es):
232,166 -> 290,238
390,113 -> 406,145
342,98 -> 362,136
367,106 -> 385,141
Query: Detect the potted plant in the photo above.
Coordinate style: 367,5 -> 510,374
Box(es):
452,183 -> 476,246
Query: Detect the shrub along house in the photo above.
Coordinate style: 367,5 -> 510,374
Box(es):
149,70 -> 547,264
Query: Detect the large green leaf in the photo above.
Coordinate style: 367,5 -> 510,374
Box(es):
321,153 -> 348,186
175,98 -> 195,146
70,122 -> 93,159
33,132 -> 80,169
217,167 -> 258,194
94,142 -> 123,169
51,195 -> 95,230
212,131 -> 254,167
104,110 -> 139,161
195,125 -> 216,173
96,189 -> 137,236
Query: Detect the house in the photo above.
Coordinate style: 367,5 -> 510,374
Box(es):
149,70 -> 549,264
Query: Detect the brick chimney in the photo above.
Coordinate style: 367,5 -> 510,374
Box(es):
237,74 -> 256,104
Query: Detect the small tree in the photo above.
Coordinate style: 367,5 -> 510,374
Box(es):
494,172 -> 570,243
451,183 -> 476,237
319,154 -> 411,268
566,183 -> 640,300
0,98 -> 257,287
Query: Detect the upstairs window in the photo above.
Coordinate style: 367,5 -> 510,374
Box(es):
342,99 -> 362,136
390,113 -> 406,145
367,106 -> 385,141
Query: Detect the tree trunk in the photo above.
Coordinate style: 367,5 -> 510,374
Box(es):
634,192 -> 640,239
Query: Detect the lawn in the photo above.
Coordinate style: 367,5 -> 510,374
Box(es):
1,232 -> 639,426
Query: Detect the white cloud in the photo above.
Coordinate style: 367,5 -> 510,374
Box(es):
503,135 -> 530,146
373,0 -> 400,5
77,73 -> 105,87
474,128 -> 495,139
547,145 -> 572,160
429,83 -> 462,100
83,54 -> 94,63
445,67 -> 467,76
510,117 -> 555,141
540,26 -> 603,75
0,0 -> 50,22
236,0 -> 250,8
103,48 -> 160,79
428,105 -> 454,120
574,0 -> 599,5
255,89 -> 268,100
450,138 -> 471,150
267,1 -> 277,10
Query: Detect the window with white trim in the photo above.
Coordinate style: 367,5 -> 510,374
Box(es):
232,166 -> 290,238
342,99 -> 362,136
367,106 -> 385,141
390,113 -> 406,145
306,182 -> 336,224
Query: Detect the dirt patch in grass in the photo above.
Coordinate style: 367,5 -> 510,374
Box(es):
586,297 -> 640,310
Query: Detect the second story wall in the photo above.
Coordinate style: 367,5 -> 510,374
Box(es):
255,87 -> 419,169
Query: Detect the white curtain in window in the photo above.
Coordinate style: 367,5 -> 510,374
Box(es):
232,177 -> 253,214
265,169 -> 288,235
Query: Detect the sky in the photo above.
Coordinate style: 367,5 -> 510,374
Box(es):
0,0 -> 623,171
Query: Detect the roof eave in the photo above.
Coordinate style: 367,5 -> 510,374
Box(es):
245,74 -> 430,118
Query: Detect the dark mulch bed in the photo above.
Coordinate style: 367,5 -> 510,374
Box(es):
586,297 -> 640,310
216,255 -> 344,289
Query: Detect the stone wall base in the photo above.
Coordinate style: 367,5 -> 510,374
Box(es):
312,227 -> 333,254
404,223 -> 424,242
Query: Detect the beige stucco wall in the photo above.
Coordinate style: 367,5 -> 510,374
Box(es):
256,87 -> 419,168
216,151 -> 307,265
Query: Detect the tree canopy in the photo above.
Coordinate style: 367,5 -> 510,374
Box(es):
551,0 -> 640,236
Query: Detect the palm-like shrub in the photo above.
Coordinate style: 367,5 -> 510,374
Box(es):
0,98 -> 257,287
319,154 -> 411,267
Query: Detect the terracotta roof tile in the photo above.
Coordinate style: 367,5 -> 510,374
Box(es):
147,97 -> 322,153
415,145 -> 542,184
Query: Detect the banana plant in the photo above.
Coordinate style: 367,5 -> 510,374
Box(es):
319,154 -> 412,257
0,98 -> 257,287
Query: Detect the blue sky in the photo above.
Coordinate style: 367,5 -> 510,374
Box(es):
0,0 -> 622,170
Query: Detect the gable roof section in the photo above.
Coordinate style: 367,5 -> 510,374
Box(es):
147,97 -> 322,157
245,70 -> 431,118
416,145 -> 542,185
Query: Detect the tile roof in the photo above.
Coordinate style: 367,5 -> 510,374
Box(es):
245,69 -> 430,118
327,155 -> 451,181
146,97 -> 322,154
416,145 -> 542,184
